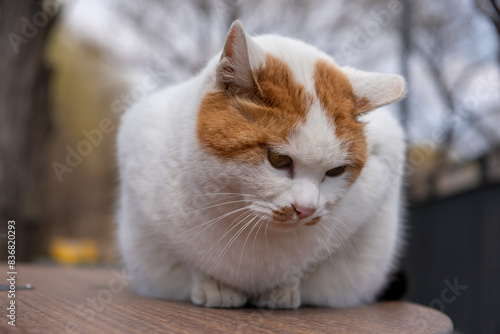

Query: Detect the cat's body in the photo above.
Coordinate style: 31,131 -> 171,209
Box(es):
117,21 -> 406,309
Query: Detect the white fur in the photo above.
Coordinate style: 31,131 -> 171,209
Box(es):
117,22 -> 406,309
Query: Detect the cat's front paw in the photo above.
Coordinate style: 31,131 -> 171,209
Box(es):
191,279 -> 247,308
253,283 -> 301,309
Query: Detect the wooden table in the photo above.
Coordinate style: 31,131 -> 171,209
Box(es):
0,264 -> 453,333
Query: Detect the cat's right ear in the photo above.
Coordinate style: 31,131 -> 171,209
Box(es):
216,20 -> 265,97
341,66 -> 407,114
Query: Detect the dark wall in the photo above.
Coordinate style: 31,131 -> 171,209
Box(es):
403,184 -> 500,334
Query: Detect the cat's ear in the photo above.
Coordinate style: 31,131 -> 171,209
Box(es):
342,66 -> 407,114
217,20 -> 265,96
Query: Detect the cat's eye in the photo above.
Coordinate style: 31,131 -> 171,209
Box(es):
325,166 -> 347,177
268,149 -> 293,168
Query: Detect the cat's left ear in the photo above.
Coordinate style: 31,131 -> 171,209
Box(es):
217,20 -> 266,96
342,66 -> 407,114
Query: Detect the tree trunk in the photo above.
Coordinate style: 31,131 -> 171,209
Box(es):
0,1 -> 58,260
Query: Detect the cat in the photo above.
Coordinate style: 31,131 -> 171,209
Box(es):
117,20 -> 407,309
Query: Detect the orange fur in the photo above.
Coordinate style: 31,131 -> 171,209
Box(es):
197,54 -> 313,163
313,59 -> 369,181
272,206 -> 296,222
305,217 -> 321,226
198,55 -> 370,185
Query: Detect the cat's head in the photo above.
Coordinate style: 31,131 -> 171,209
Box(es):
196,21 -> 406,231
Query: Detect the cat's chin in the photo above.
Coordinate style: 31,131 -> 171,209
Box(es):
268,220 -> 310,232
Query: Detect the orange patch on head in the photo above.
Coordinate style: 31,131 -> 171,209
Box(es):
313,59 -> 368,181
197,54 -> 313,163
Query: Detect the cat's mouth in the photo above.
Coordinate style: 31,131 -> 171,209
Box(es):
305,217 -> 321,226
270,205 -> 321,228
269,215 -> 322,232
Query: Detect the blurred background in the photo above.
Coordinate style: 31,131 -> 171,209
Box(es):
0,0 -> 499,333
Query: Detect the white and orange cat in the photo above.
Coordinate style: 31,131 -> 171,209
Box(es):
117,21 -> 406,309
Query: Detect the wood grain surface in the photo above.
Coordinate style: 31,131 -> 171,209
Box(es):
0,264 -> 453,333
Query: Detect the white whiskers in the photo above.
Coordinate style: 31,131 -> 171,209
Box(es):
206,212 -> 260,277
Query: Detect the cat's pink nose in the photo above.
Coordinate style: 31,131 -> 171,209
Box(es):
293,205 -> 316,219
